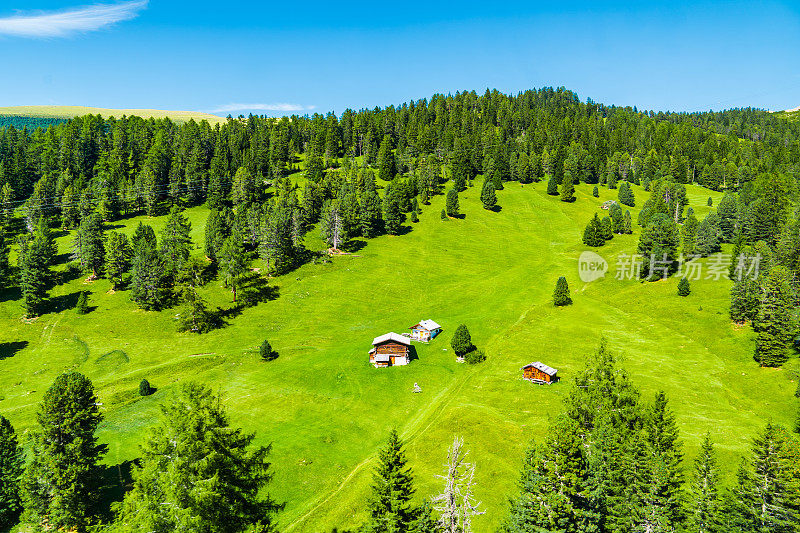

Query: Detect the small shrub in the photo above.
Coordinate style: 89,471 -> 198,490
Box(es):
553,276 -> 572,306
677,277 -> 691,296
139,379 -> 152,396
440,209 -> 447,220
592,186 -> 599,198
76,291 -> 89,315
465,349 -> 486,365
707,197 -> 713,206
260,339 -> 277,361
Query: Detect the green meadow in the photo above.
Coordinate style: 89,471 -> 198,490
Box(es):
0,180 -> 797,532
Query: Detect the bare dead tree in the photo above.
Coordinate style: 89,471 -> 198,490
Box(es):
432,436 -> 485,533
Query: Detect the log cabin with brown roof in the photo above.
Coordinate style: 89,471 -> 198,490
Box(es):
369,333 -> 411,367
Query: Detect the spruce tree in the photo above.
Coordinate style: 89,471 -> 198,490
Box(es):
754,266 -> 795,367
114,383 -> 279,532
72,213 -> 105,278
600,216 -> 614,240
104,231 -> 132,290
480,180 -> 497,210
75,291 -> 89,314
618,182 -> 636,207
730,278 -> 760,324
21,372 -> 105,531
376,135 -> 396,182
546,176 -> 558,195
260,339 -> 276,361
364,430 -> 416,533
637,213 -> 680,279
695,213 -> 722,257
176,286 -> 215,333
645,392 -> 685,528
582,213 -> 605,247
553,276 -> 571,306
131,222 -> 157,256
682,212 -> 699,255
204,208 -> 231,262
450,324 -> 473,357
688,433 -> 721,533
130,237 -> 167,311
18,222 -> 52,318
0,415 -> 24,529
360,189 -> 383,238
219,236 -> 248,303
383,194 -> 404,235
730,423 -> 800,531
445,188 -> 459,218
592,185 -> 599,198
622,210 -> 633,234
717,193 -> 738,242
559,171 -> 575,202
678,277 -> 690,296
159,206 -> 193,277
138,379 -> 151,397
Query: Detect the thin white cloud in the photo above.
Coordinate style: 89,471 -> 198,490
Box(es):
210,103 -> 315,114
0,0 -> 148,38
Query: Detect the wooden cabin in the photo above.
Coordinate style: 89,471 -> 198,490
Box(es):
522,361 -> 558,384
369,333 -> 411,367
409,319 -> 442,342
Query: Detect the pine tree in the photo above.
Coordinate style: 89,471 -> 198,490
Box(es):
450,324 -> 473,357
546,176 -> 558,195
754,266 -> 795,367
75,291 -> 89,314
431,437 -> 484,533
730,278 -> 760,324
622,210 -> 633,234
204,208 -> 231,262
730,423 -> 800,532
231,166 -> 255,206
445,188 -> 459,218
260,339 -> 276,361
559,171 -> 575,202
600,216 -> 614,240
18,219 -> 53,318
592,186 -> 599,198
678,277 -> 691,296
382,195 -> 404,236
0,415 -> 24,529
21,372 -> 105,531
411,501 -> 442,533
219,236 -> 248,303
131,222 -> 157,255
695,213 -> 722,257
582,213 -> 605,247
717,193 -> 738,243
682,212 -> 699,255
707,197 -> 713,207
176,286 -> 216,333
480,180 -> 497,210
554,276 -> 571,306
618,182 -> 636,207
114,383 -> 279,532
638,213 -> 680,279
360,189 -> 383,238
130,236 -> 167,311
688,434 -> 721,533
72,213 -> 105,277
138,379 -> 151,397
104,231 -> 132,290
159,206 -> 193,277
364,430 -> 416,533
377,135 -> 396,182
645,391 -> 685,528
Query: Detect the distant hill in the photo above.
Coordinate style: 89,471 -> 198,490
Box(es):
0,105 -> 227,125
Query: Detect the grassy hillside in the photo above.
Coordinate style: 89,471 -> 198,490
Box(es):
0,105 -> 227,125
0,180 -> 797,532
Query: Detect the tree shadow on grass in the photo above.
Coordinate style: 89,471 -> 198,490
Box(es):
0,285 -> 21,304
0,341 -> 28,360
341,239 -> 367,253
42,291 -> 82,315
489,205 -> 503,213
97,459 -> 136,522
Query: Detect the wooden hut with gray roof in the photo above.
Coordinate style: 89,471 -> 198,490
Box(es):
522,361 -> 558,384
369,333 -> 411,367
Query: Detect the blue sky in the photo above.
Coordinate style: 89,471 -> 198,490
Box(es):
1,1 -> 799,116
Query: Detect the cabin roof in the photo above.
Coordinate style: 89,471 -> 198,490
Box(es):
410,319 -> 441,331
521,361 -> 558,376
372,332 -> 411,346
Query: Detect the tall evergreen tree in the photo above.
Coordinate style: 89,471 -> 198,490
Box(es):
364,430 -> 416,533
0,415 -> 24,529
682,212 -> 699,255
754,265 -> 795,367
159,206 -> 193,277
645,391 -> 685,529
104,231 -> 132,290
360,189 -> 384,238
688,433 -> 721,533
547,176 -> 559,195
377,135 -> 396,182
638,213 -> 680,279
21,372 -> 105,532
480,179 -> 497,210
113,383 -> 279,532
219,236 -> 248,303
445,188 -> 459,218
618,182 -> 636,207
582,213 -> 605,247
559,171 -> 575,202
72,213 -> 105,277
130,237 -> 168,311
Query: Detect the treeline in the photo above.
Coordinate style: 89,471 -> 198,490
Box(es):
2,87 -> 799,219
0,116 -> 66,131
2,343 -> 798,533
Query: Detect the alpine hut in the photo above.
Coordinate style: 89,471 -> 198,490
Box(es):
369,333 -> 411,367
409,319 -> 442,342
522,362 -> 558,384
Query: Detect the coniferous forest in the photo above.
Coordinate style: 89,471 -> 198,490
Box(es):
0,87 -> 799,532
